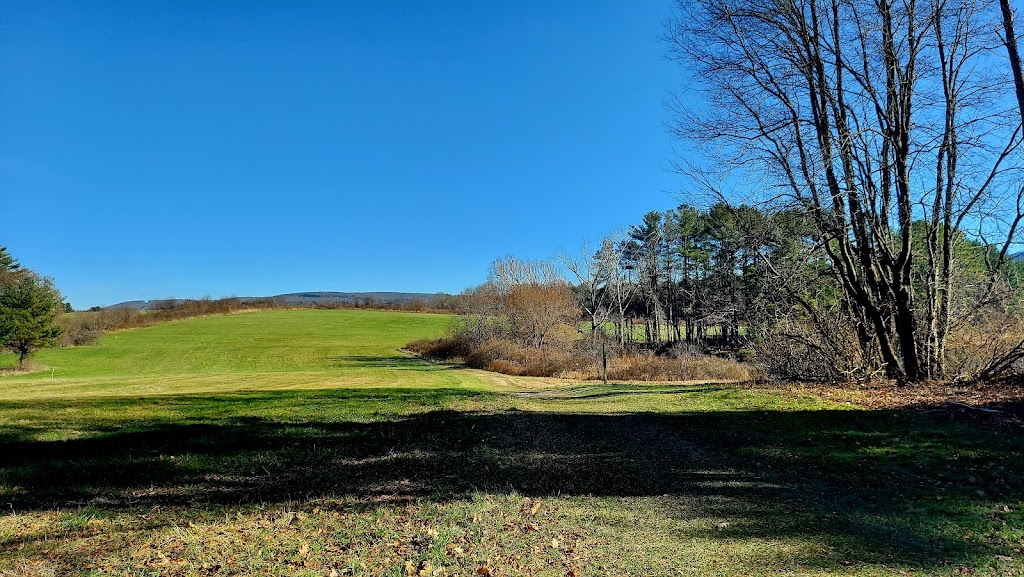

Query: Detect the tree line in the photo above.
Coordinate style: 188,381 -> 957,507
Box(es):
562,203 -> 805,351
558,202 -> 1024,383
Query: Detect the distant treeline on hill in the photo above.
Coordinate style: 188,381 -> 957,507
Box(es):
62,292 -> 458,347
103,291 -> 451,311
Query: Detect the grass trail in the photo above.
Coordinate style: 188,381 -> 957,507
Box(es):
1,310 -> 1022,576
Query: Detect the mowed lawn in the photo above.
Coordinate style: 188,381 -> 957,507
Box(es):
0,310 -> 1022,576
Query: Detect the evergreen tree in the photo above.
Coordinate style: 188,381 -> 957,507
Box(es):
0,265 -> 64,368
0,247 -> 19,273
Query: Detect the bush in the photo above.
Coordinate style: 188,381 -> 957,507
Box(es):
405,337 -> 473,360
752,316 -> 868,382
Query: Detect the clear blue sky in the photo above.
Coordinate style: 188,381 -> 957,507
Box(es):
1,0 -> 691,308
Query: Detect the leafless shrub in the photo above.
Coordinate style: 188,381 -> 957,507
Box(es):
405,337 -> 473,360
945,288 -> 1024,382
753,316 -> 871,383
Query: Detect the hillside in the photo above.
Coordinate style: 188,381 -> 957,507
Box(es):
105,291 -> 443,310
0,309 -> 460,399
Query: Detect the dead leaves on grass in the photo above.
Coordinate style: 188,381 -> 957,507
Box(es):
529,499 -> 542,516
769,380 -> 1024,426
25,496 -> 594,577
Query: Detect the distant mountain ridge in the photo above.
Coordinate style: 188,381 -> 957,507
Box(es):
105,291 -> 442,311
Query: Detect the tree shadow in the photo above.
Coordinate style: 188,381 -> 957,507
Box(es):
0,389 -> 1021,571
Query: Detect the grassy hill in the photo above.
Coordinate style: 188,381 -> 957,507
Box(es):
0,309 -> 473,400
1,310 -> 1022,576
105,291 -> 443,311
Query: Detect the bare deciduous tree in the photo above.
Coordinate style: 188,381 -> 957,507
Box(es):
668,0 -> 1024,383
559,241 -> 612,346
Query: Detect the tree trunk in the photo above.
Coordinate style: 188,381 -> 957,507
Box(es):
1001,0 -> 1024,128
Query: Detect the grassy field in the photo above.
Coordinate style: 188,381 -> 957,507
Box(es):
1,309 -> 1022,576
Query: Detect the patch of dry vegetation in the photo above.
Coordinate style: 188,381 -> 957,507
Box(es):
407,336 -> 751,382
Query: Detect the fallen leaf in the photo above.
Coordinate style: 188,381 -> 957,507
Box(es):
526,522 -> 539,532
551,538 -> 560,548
298,543 -> 310,558
717,521 -> 731,530
530,501 -> 542,516
406,561 -> 417,576
329,569 -> 340,577
477,565 -> 493,575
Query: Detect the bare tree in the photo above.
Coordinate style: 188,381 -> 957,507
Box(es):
487,256 -> 580,349
668,0 -> 1024,383
559,241 -> 612,346
1000,0 -> 1024,127
599,233 -> 639,346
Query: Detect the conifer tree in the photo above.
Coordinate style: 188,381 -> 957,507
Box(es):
0,248 -> 63,368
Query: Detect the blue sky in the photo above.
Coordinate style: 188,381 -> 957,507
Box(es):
1,0 -> 691,308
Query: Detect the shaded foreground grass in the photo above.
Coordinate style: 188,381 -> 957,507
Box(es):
0,311 -> 1022,575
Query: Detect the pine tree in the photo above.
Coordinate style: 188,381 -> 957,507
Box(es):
0,261 -> 63,368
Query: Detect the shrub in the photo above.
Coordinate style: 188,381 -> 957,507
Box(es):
405,337 -> 473,360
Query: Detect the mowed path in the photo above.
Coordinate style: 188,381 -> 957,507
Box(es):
1,310 -> 1022,576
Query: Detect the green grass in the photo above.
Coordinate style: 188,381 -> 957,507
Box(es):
1,309 -> 1022,576
0,309 -> 485,400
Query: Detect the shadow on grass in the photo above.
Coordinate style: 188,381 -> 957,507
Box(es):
0,387 -> 1022,571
